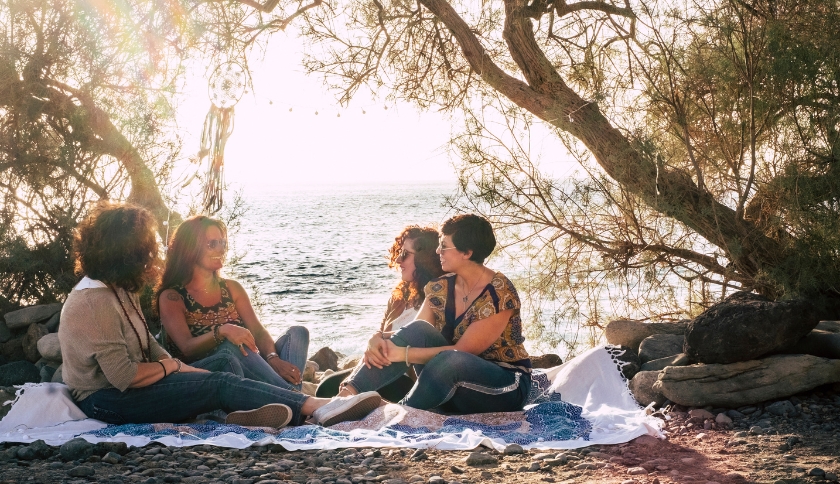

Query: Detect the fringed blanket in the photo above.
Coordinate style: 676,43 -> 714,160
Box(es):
0,346 -> 661,450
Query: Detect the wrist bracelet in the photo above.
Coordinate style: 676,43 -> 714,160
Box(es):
404,345 -> 411,366
213,324 -> 224,345
157,361 -> 167,377
266,352 -> 279,361
378,330 -> 390,340
172,358 -> 182,374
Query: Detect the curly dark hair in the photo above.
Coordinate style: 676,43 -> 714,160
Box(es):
389,225 -> 444,308
157,215 -> 227,297
73,202 -> 160,292
440,214 -> 496,263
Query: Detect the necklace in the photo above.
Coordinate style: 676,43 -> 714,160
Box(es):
459,270 -> 487,304
110,285 -> 152,362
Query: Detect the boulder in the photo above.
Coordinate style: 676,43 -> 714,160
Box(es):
684,292 -> 839,364
815,321 -> 840,333
638,334 -> 685,364
51,364 -> 64,383
22,323 -> 48,362
36,333 -> 62,362
3,303 -> 63,330
0,335 -> 25,362
302,360 -> 319,382
60,438 -> 94,461
0,319 -> 11,343
629,371 -> 666,407
531,353 -> 563,369
611,345 -> 641,380
310,347 -> 339,372
604,320 -> 687,351
39,365 -> 56,383
0,360 -> 41,386
766,400 -> 798,417
0,387 -> 15,420
640,353 -> 690,372
341,356 -> 361,371
44,311 -> 61,332
36,333 -> 62,361
783,331 -> 840,359
654,354 -> 840,408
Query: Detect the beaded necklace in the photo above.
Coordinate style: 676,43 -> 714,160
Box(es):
109,285 -> 152,362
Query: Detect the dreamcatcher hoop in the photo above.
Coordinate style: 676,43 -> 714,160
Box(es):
199,62 -> 247,214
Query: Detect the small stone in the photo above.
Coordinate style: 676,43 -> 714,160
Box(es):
809,468 -> 826,477
427,476 -> 445,484
695,432 -> 708,440
688,409 -> 715,420
102,451 -> 121,464
465,452 -> 498,466
528,462 -> 541,471
621,481 -> 638,484
410,449 -> 427,461
715,413 -> 732,425
748,426 -> 764,435
532,453 -> 554,460
767,400 -> 797,417
67,466 -> 95,477
502,444 -> 524,455
407,476 -> 423,483
824,472 -> 838,482
60,438 -> 94,461
480,471 -> 493,479
36,333 -> 62,361
574,463 -> 598,470
627,467 -> 648,475
680,458 -> 696,464
449,466 -> 464,474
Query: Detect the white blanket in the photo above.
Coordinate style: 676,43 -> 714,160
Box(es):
0,346 -> 661,450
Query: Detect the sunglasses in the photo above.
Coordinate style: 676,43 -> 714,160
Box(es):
397,248 -> 416,261
206,238 -> 228,250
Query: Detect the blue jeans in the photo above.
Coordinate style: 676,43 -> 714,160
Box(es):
196,325 -> 309,391
345,321 -> 530,413
77,370 -> 309,425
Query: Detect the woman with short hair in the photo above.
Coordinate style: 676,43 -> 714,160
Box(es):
157,215 -> 308,391
59,203 -> 380,428
338,214 -> 532,414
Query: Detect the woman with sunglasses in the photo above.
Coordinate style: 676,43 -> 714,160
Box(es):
316,225 -> 444,399
336,214 -> 532,414
157,216 -> 308,392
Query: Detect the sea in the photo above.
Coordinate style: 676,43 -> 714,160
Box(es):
228,182 -> 475,359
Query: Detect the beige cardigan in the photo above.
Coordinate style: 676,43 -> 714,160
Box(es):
58,285 -> 169,401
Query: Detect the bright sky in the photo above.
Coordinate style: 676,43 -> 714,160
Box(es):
171,30 -> 578,194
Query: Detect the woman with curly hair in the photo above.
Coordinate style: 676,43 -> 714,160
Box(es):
316,225 -> 444,399
59,203 -> 380,428
157,216 -> 308,392
336,214 -> 532,414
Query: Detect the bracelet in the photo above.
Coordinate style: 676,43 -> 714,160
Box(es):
266,352 -> 279,361
404,345 -> 411,366
378,330 -> 389,340
172,358 -> 182,374
213,324 -> 224,345
157,361 -> 168,377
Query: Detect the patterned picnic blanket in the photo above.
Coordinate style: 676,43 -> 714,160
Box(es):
0,346 -> 661,450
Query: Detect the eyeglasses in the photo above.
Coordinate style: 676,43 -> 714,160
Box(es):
437,243 -> 458,252
206,239 -> 227,250
397,248 -> 415,261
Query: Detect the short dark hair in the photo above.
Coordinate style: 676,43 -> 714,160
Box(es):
74,202 -> 160,292
440,214 -> 496,263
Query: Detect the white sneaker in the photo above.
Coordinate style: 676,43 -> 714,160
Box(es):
312,391 -> 382,426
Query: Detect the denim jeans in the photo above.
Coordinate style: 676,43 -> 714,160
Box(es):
76,370 -> 310,425
345,320 -> 530,413
198,325 -> 309,391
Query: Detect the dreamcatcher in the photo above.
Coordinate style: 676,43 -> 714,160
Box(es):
197,61 -> 247,214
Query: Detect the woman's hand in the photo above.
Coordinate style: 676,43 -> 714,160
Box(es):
383,339 -> 405,364
269,358 -> 302,385
177,363 -> 209,374
363,333 -> 391,369
218,324 -> 258,356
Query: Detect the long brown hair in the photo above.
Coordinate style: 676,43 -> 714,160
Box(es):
389,225 -> 444,308
73,202 -> 160,293
156,215 -> 227,301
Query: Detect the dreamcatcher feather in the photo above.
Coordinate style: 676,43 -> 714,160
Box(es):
198,62 -> 246,214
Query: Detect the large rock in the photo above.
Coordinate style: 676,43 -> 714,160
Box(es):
629,371 -> 666,407
51,364 -> 64,383
302,360 -> 319,382
684,292 -> 840,364
310,347 -> 339,372
604,320 -> 687,351
653,354 -> 840,408
783,331 -> 840,359
22,323 -> 48,362
44,311 -> 61,332
638,334 -> 684,364
0,387 -> 15,420
531,354 -> 563,369
610,345 -> 641,380
815,321 -> 840,333
36,333 -> 62,361
3,303 -> 63,330
0,361 -> 41,386
0,335 -> 25,362
0,319 -> 11,343
640,353 -> 690,372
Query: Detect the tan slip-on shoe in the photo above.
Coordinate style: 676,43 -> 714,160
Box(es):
225,403 -> 293,429
312,391 -> 382,427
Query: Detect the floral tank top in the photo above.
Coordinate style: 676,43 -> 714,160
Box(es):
424,272 -> 531,372
165,279 -> 246,361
